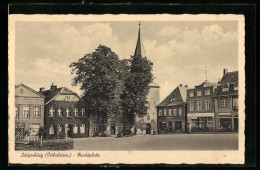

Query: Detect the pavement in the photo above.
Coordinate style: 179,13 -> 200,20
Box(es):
72,133 -> 238,150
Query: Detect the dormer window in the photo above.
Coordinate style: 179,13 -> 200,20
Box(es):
65,96 -> 70,101
170,98 -> 175,102
205,89 -> 210,95
189,91 -> 194,97
197,90 -> 202,96
222,87 -> 229,92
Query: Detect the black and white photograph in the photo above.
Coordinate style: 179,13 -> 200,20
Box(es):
8,14 -> 245,164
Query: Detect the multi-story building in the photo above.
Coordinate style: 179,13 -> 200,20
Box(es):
187,80 -> 217,132
40,83 -> 88,138
213,69 -> 238,132
156,84 -> 188,133
15,84 -> 45,139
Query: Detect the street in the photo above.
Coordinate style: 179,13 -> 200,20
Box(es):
73,133 -> 238,150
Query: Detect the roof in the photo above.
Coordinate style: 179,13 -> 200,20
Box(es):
15,84 -> 45,98
214,71 -> 238,97
156,85 -> 188,107
41,87 -> 79,104
197,81 -> 218,88
134,24 -> 142,57
220,71 -> 238,86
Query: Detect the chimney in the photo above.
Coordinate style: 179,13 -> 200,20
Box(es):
39,87 -> 45,93
50,83 -> 57,91
184,85 -> 188,88
179,84 -> 183,87
223,68 -> 228,76
217,78 -> 221,85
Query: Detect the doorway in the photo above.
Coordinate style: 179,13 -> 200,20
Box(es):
168,121 -> 172,132
110,124 -> 115,135
175,121 -> 182,132
234,118 -> 238,131
146,123 -> 151,134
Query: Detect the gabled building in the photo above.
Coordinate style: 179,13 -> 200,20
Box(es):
40,83 -> 88,138
213,69 -> 238,132
156,84 -> 188,133
187,80 -> 218,132
15,84 -> 45,139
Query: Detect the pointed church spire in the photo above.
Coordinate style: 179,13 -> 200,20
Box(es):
134,22 -> 142,57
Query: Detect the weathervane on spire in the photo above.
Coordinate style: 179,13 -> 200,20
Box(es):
205,66 -> 208,81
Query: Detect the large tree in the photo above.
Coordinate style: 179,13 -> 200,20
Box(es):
121,53 -> 153,127
70,45 -> 123,132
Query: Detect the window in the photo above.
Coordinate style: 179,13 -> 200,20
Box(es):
80,124 -> 85,134
158,109 -> 163,116
49,125 -> 54,135
66,108 -> 70,117
178,108 -> 183,116
205,89 -> 210,95
197,90 -> 202,96
34,107 -> 40,117
197,101 -> 202,111
207,117 -> 213,127
168,109 -> 173,116
49,108 -> 55,117
173,109 -> 177,116
147,115 -> 150,121
73,124 -> 78,134
205,100 -> 211,110
190,101 -> 195,111
93,124 -> 98,132
65,96 -> 70,101
57,125 -> 62,133
57,108 -> 62,117
23,106 -> 30,118
81,108 -> 85,116
234,86 -> 238,91
163,109 -> 167,116
170,98 -> 175,102
222,87 -> 229,92
189,91 -> 194,97
219,98 -> 231,107
15,107 -> 18,118
74,108 -> 78,117
232,97 -> 238,110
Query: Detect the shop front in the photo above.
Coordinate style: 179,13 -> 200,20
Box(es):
218,113 -> 238,132
188,113 -> 215,132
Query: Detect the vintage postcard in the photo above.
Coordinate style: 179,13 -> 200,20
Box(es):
8,14 -> 245,164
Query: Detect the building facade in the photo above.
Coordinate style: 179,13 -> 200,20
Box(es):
187,81 -> 217,132
156,84 -> 188,133
213,69 -> 238,132
41,83 -> 88,138
15,84 -> 45,139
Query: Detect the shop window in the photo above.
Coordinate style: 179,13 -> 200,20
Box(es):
207,117 -> 213,127
93,124 -> 98,132
168,109 -> 173,116
23,106 -> 30,118
49,125 -> 54,135
197,90 -> 202,96
190,101 -> 194,111
73,124 -> 78,134
29,124 -> 40,136
49,108 -> 55,117
205,100 -> 211,110
197,101 -> 202,111
205,89 -> 210,95
80,124 -> 85,134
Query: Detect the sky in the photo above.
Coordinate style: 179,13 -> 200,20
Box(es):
15,21 -> 238,101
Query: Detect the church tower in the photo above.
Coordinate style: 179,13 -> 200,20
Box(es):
133,22 -> 160,135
